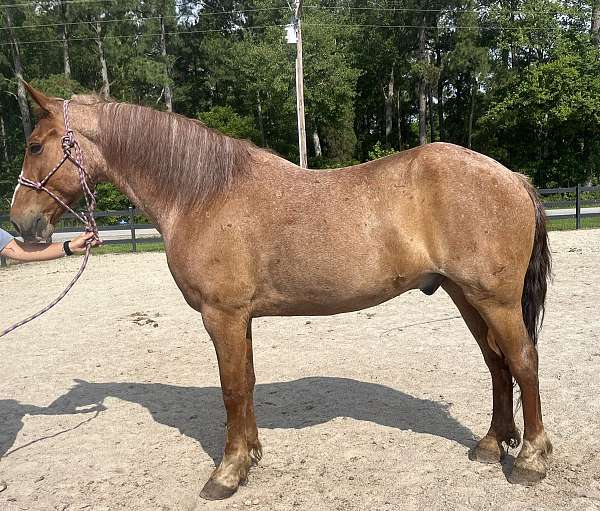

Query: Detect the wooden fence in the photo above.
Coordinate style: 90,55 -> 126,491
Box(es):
0,206 -> 160,267
538,184 -> 600,229
2,185 -> 600,267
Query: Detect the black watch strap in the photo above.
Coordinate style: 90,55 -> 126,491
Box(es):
63,240 -> 73,256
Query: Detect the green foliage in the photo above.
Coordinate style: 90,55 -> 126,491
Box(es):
478,41 -> 600,186
95,183 -> 131,211
368,142 -> 399,161
198,106 -> 260,142
30,74 -> 89,99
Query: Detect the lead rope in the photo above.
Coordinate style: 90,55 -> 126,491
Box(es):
1,100 -> 100,338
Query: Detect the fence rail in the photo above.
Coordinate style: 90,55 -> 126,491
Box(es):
0,206 -> 161,267
2,185 -> 600,267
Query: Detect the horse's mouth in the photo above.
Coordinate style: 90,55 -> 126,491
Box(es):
21,222 -> 54,244
22,234 -> 52,244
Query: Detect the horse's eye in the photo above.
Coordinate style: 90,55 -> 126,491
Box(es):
29,143 -> 43,155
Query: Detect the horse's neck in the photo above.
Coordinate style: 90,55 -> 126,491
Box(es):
86,142 -> 176,237
107,163 -> 180,238
82,132 -> 175,235
80,101 -> 247,238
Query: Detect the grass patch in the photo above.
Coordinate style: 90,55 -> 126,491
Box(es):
93,241 -> 165,255
547,216 -> 600,231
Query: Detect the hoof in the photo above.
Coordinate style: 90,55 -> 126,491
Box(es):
199,478 -> 238,501
508,436 -> 551,486
469,445 -> 503,464
469,437 -> 503,464
508,462 -> 546,486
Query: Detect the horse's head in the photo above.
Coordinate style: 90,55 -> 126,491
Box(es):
10,83 -> 89,242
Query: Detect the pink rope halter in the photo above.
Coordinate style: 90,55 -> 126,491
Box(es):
1,100 -> 101,338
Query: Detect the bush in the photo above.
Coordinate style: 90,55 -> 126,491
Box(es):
197,106 -> 259,143
367,142 -> 398,161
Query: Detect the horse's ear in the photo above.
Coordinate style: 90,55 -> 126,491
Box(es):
22,80 -> 61,117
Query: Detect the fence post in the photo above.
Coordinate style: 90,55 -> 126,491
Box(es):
576,183 -> 581,230
129,206 -> 137,253
1,255 -> 6,268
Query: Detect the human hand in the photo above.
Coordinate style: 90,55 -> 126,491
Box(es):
68,231 -> 101,254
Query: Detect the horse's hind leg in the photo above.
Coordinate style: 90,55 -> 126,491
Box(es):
199,307 -> 253,500
245,319 -> 262,463
477,301 -> 552,484
443,280 -> 520,463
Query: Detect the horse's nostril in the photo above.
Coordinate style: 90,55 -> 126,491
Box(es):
10,220 -> 22,236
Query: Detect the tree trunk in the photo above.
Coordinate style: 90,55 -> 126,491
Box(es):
436,50 -> 445,141
61,1 -> 71,78
396,91 -> 403,150
418,23 -> 427,145
437,81 -> 445,141
509,0 -> 517,68
0,115 -> 8,162
428,86 -> 435,143
592,0 -> 600,45
257,90 -> 266,147
3,7 -> 32,139
159,14 -> 173,112
468,77 -> 477,149
62,26 -> 71,78
384,66 -> 394,148
312,130 -> 322,158
94,21 -> 110,99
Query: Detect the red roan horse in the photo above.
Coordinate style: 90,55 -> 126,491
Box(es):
10,83 -> 552,500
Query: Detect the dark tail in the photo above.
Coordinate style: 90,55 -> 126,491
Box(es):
518,175 -> 552,346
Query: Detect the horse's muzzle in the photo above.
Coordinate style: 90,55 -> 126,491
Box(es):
10,212 -> 53,243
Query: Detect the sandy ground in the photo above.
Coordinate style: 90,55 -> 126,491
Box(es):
0,229 -> 599,511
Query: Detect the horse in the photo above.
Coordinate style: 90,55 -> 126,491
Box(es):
10,82 -> 552,500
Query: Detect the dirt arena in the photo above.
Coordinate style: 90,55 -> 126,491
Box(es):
1,229 -> 599,511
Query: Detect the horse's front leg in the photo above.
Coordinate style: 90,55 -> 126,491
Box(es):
245,319 -> 262,463
200,306 -> 253,500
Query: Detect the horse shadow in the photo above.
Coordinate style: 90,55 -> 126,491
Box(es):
1,377 -> 476,464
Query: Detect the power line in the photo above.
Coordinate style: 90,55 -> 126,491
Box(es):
305,23 -> 569,31
0,24 -> 288,46
1,6 -> 289,32
1,4 -> 579,33
0,0 -> 115,9
0,21 -> 570,47
305,5 -> 572,16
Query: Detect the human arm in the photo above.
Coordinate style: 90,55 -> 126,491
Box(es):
0,231 -> 100,262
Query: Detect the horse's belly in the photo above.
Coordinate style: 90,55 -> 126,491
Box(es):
252,271 -> 421,317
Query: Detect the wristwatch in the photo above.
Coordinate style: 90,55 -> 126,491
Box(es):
63,240 -> 73,256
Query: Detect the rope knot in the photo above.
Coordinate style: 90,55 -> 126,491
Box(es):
61,131 -> 75,150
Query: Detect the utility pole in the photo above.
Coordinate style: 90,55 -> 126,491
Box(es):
288,0 -> 308,168
159,12 -> 173,112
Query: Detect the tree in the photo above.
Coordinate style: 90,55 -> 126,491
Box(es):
479,42 -> 600,186
2,5 -> 32,139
